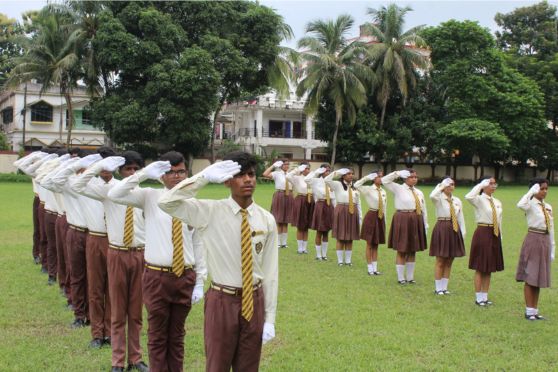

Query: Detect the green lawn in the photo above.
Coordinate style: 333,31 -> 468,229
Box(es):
0,182 -> 557,371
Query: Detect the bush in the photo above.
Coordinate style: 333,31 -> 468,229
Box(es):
0,173 -> 32,182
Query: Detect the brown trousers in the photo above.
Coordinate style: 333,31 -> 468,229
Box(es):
68,228 -> 88,319
86,234 -> 111,340
55,215 -> 69,293
143,267 -> 196,372
38,203 -> 48,270
204,287 -> 265,372
45,212 -> 58,278
64,227 -> 73,305
108,248 -> 144,367
32,196 -> 40,259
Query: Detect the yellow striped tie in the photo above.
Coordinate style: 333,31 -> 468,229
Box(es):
240,209 -> 254,321
123,206 -> 134,247
307,186 -> 312,203
348,186 -> 355,214
284,173 -> 290,196
448,198 -> 458,232
325,185 -> 331,206
541,203 -> 550,233
171,218 -> 185,277
411,188 -> 422,215
377,186 -> 384,220
488,198 -> 499,237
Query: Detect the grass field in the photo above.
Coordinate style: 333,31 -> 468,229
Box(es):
0,181 -> 557,371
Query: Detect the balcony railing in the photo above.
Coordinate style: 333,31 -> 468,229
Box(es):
234,128 -> 314,139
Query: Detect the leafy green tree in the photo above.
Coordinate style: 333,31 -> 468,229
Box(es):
363,4 -> 429,129
0,131 -> 9,150
0,13 -> 24,86
296,14 -> 372,165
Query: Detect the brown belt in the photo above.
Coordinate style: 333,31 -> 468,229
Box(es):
477,223 -> 494,227
438,218 -> 452,221
109,243 -> 144,252
145,263 -> 194,273
57,213 -> 65,217
528,227 -> 549,235
369,208 -> 379,212
210,281 -> 262,296
39,201 -> 45,206
45,209 -> 57,216
88,231 -> 108,237
69,224 -> 87,232
397,209 -> 416,213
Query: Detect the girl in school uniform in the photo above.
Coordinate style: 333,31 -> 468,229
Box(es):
354,171 -> 387,275
516,178 -> 554,320
465,176 -> 503,306
325,168 -> 361,266
429,177 -> 466,295
305,164 -> 335,261
287,162 -> 314,254
263,159 -> 293,248
382,169 -> 428,284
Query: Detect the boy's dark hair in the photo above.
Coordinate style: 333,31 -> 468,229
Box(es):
120,150 -> 144,169
529,177 -> 549,189
97,146 -> 116,159
407,168 -> 416,175
320,163 -> 330,169
223,151 -> 257,173
160,151 -> 186,167
55,149 -> 68,156
300,161 -> 310,166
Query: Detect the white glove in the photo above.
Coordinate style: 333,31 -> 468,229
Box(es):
315,167 -> 327,175
62,157 -> 80,170
398,170 -> 411,179
73,153 -> 103,171
272,160 -> 283,168
367,172 -> 378,181
201,160 -> 241,183
191,284 -> 204,304
337,168 -> 350,176
441,178 -> 453,188
480,179 -> 491,188
262,322 -> 275,344
42,153 -> 58,162
142,161 -> 171,180
297,164 -> 308,172
58,153 -> 72,163
529,183 -> 540,195
96,156 -> 125,172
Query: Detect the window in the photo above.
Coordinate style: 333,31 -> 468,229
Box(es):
82,110 -> 91,126
2,107 -> 13,124
31,102 -> 53,123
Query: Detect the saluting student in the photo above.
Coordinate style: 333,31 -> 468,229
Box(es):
158,152 -> 278,372
465,176 -> 503,307
355,171 -> 387,276
382,169 -> 428,284
325,168 -> 361,266
74,153 -> 148,372
263,159 -> 293,248
516,179 -> 554,320
304,164 -> 335,261
429,177 -> 466,295
108,151 -> 207,372
286,162 -> 314,254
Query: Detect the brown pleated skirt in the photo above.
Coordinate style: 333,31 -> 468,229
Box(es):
468,226 -> 504,273
311,200 -> 334,232
360,210 -> 386,245
429,220 -> 466,258
290,195 -> 315,230
515,231 -> 551,288
388,211 -> 427,253
270,190 -> 293,224
332,204 -> 360,241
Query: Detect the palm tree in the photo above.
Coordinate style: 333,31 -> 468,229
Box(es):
296,14 -> 373,165
6,8 -> 81,148
364,4 -> 430,129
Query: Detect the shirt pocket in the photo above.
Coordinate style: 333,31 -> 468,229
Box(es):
251,231 -> 267,256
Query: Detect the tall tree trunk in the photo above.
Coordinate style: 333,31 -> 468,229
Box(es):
379,95 -> 388,129
330,113 -> 341,166
65,91 -> 74,149
210,96 -> 227,164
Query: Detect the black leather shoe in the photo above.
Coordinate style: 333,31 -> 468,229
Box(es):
103,336 -> 111,346
71,318 -> 86,329
398,280 -> 407,285
111,367 -> 125,372
41,267 -> 48,274
475,301 -> 486,307
407,280 -> 416,284
47,276 -> 56,286
127,361 -> 149,372
322,256 -> 328,261
89,338 -> 103,349
373,271 -> 383,276
34,256 -> 41,264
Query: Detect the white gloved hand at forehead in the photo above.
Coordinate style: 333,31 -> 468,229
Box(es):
315,167 -> 327,175
272,160 -> 283,168
529,183 -> 540,195
201,160 -> 241,183
337,168 -> 350,176
366,172 -> 378,181
74,153 -> 103,171
297,164 -> 308,172
142,161 -> 171,180
398,170 -> 411,179
96,156 -> 125,172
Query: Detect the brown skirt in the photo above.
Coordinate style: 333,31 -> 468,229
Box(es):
311,200 -> 334,232
270,191 -> 293,224
388,211 -> 427,253
515,231 -> 551,288
429,220 -> 466,258
332,204 -> 360,241
290,195 -> 315,230
468,226 -> 504,273
360,210 -> 386,245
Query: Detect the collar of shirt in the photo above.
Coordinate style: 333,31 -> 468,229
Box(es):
226,196 -> 256,216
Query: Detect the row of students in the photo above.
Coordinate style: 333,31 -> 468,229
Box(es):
16,150 -> 277,371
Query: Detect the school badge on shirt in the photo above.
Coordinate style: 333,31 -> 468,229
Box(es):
255,242 -> 263,254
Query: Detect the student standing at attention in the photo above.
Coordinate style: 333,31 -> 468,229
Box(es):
516,178 -> 554,320
158,152 -> 278,372
286,162 -> 314,254
382,169 -> 428,284
263,159 -> 293,248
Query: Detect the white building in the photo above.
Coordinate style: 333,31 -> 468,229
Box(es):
216,91 -> 328,160
0,82 -> 107,151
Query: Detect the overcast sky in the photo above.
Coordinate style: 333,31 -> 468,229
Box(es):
3,0 -> 557,47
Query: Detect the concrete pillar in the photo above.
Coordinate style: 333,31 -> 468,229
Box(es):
256,109 -> 263,138
305,115 -> 313,159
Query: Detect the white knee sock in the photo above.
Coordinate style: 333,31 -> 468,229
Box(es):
405,262 -> 415,281
321,242 -> 328,258
280,233 -> 288,246
526,307 -> 536,316
345,250 -> 352,264
367,264 -> 374,274
481,292 -> 488,302
435,280 -> 442,292
315,245 -> 322,258
441,278 -> 449,291
372,261 -> 378,272
336,250 -> 344,264
476,292 -> 483,302
297,240 -> 303,253
396,265 -> 405,281
302,240 -> 308,253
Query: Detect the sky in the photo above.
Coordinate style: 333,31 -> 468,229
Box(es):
3,0 -> 558,47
